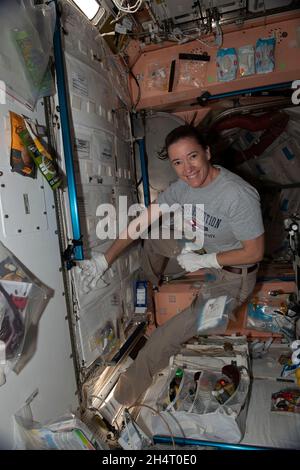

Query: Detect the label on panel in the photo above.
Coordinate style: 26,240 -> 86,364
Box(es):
92,129 -> 115,185
72,71 -> 88,97
74,137 -> 90,159
66,53 -> 114,133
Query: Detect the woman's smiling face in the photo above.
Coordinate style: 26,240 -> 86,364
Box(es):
168,137 -> 215,188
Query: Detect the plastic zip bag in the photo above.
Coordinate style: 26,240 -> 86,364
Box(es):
14,399 -> 105,450
0,241 -> 52,383
0,0 -> 56,109
0,284 -> 25,362
246,301 -> 295,341
192,278 -> 241,335
178,60 -> 207,88
216,48 -> 238,82
147,62 -> 170,91
255,37 -> 276,74
238,45 -> 255,77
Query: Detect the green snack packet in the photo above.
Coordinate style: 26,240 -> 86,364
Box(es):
18,123 -> 62,190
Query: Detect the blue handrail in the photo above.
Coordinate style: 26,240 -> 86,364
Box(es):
153,435 -> 275,450
53,0 -> 83,260
205,81 -> 292,101
137,138 -> 150,208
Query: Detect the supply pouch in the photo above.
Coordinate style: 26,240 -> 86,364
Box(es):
14,399 -> 105,450
0,241 -> 52,383
147,62 -> 170,91
216,48 -> 238,82
255,37 -> 276,74
238,45 -> 255,76
18,119 -> 62,190
192,278 -> 241,335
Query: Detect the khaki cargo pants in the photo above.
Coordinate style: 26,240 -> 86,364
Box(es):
114,238 -> 258,406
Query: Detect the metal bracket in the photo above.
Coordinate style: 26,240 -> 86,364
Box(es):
196,91 -> 212,106
63,237 -> 83,270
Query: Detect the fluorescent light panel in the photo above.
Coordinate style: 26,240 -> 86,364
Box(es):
72,0 -> 100,20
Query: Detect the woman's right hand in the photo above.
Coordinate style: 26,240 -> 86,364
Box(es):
75,253 -> 108,290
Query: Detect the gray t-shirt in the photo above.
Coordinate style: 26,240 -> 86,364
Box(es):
157,166 -> 264,260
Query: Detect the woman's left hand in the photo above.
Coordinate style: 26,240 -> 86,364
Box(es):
177,251 -> 222,271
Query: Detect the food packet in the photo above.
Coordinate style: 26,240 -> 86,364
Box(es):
255,37 -> 276,74
238,45 -> 255,76
10,112 -> 36,178
216,48 -> 238,82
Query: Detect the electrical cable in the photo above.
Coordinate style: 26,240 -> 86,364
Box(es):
129,68 -> 141,111
126,402 -> 177,449
124,409 -> 153,449
112,0 -> 144,14
123,410 -> 135,449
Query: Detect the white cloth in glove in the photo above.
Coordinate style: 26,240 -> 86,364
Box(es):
177,251 -> 222,272
76,253 -> 108,290
183,241 -> 203,252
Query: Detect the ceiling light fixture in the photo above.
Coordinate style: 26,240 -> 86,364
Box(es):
72,0 -> 100,20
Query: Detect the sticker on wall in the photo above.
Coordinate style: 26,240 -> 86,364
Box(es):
72,71 -> 88,97
74,137 -> 90,159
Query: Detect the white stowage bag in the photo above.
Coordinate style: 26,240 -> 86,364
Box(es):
151,408 -> 242,443
14,400 -> 106,450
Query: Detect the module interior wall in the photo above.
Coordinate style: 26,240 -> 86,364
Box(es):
61,5 -> 138,370
0,95 -> 77,449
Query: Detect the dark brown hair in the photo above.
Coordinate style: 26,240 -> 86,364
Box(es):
165,125 -> 208,155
